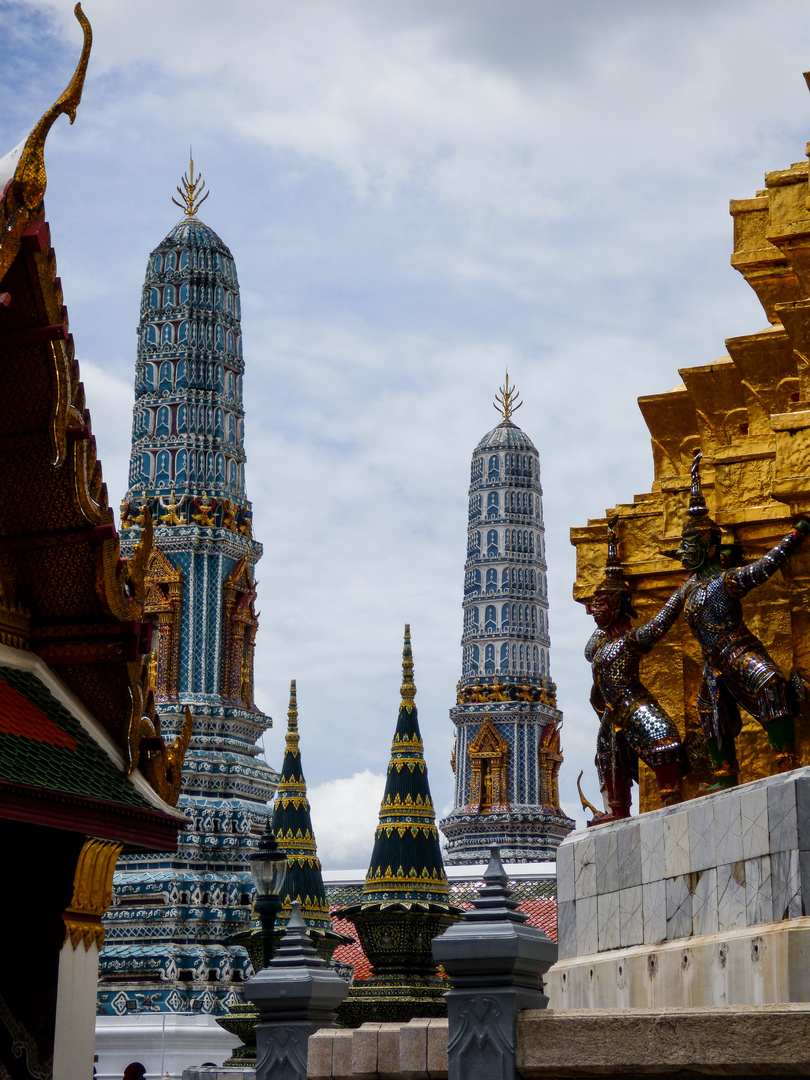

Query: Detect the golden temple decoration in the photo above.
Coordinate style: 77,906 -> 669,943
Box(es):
400,624 -> 416,708
128,691 -> 192,807
287,679 -> 300,752
0,5 -> 91,283
467,715 -> 509,813
572,100 -> 810,807
159,490 -> 183,526
493,372 -> 522,422
191,493 -> 216,527
62,837 -> 122,950
142,544 -> 183,700
538,720 -> 564,810
172,156 -> 209,218
220,556 -> 259,707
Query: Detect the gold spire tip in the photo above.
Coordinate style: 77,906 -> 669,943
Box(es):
493,372 -> 522,422
287,679 -> 298,729
172,155 -> 209,217
400,624 -> 416,706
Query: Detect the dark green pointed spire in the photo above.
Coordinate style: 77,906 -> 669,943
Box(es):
363,626 -> 449,903
271,680 -> 332,930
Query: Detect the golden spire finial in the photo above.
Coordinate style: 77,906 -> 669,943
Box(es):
493,372 -> 522,422
0,5 -> 92,283
287,679 -> 300,748
400,624 -> 416,708
172,154 -> 209,218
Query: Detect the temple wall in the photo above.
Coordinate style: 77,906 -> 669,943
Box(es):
306,1009 -> 810,1078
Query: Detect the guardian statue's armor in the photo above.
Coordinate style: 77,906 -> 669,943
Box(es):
584,517 -> 686,822
676,452 -> 810,788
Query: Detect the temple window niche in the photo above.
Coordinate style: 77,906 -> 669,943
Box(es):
220,556 -> 259,708
468,717 -> 509,813
538,721 -> 563,811
143,548 -> 183,701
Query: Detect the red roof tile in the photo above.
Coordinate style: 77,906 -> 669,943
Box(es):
0,676 -> 76,750
330,911 -> 372,980
329,897 -> 557,981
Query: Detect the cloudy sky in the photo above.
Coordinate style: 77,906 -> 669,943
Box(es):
4,0 -> 810,867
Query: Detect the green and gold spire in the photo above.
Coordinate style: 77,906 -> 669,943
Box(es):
271,680 -> 332,931
362,626 -> 449,903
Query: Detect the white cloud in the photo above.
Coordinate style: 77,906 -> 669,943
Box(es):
308,770 -> 387,870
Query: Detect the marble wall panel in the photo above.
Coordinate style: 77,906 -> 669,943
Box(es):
597,889 -> 621,952
740,784 -> 770,861
716,863 -> 747,932
556,840 -> 575,904
594,828 -> 619,895
714,797 -> 744,865
663,810 -> 691,878
745,855 -> 772,926
772,848 -> 802,920
639,815 -> 665,885
642,878 -> 666,945
796,776 -> 810,849
575,893 -> 598,956
556,899 -> 576,959
692,868 -> 719,936
688,801 -> 715,872
619,885 -> 643,948
616,825 -> 641,890
768,778 -> 798,853
574,832 -> 597,900
665,875 -> 692,941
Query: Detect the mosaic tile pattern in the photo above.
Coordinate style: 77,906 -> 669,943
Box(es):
440,413 -> 574,863
98,209 -> 278,1020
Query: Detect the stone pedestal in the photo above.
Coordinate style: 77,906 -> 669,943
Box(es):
548,767 -> 810,1009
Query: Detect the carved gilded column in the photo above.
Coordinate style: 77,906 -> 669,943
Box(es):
53,839 -> 122,1080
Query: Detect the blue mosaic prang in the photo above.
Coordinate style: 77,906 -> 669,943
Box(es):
127,216 -> 248,507
440,408 -> 575,864
99,201 -> 278,1018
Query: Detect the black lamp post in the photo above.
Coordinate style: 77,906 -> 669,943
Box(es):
250,822 -> 287,969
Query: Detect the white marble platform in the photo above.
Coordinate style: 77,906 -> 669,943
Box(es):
555,767 -> 810,961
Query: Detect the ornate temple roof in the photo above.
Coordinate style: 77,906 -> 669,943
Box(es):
0,4 -> 185,845
359,626 -> 450,905
475,419 -> 538,454
272,680 -> 344,936
125,156 -> 250,516
0,650 -> 182,847
156,215 -> 233,256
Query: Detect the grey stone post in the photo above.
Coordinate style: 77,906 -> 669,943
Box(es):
244,901 -> 349,1080
432,846 -> 557,1080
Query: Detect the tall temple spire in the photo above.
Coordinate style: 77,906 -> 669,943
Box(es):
272,680 -> 346,945
439,387 -> 574,863
363,625 -> 448,903
98,181 -> 278,1049
334,629 -> 460,1025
